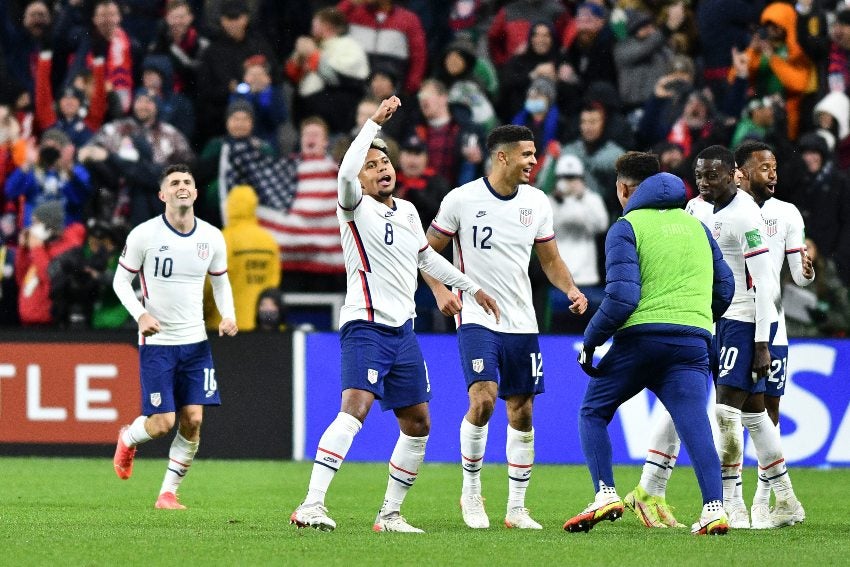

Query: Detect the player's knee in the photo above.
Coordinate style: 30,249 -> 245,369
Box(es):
147,414 -> 176,437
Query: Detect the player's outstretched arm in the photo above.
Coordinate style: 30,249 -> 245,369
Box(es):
534,239 -> 587,314
417,246 -> 500,323
421,270 -> 463,317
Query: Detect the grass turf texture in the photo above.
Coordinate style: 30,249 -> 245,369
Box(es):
2,458 -> 848,566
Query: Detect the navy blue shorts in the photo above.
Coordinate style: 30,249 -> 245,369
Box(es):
340,320 -> 430,411
713,319 -> 778,394
765,343 -> 788,397
456,323 -> 544,399
139,341 -> 219,415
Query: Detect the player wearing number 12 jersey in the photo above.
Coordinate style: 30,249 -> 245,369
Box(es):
426,125 -> 588,530
111,164 -> 238,510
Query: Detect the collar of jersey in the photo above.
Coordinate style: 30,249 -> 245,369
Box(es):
161,214 -> 197,237
484,177 -> 519,201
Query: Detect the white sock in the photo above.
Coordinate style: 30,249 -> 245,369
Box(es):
639,409 -> 680,497
460,418 -> 488,496
122,415 -> 153,447
506,426 -> 534,510
381,431 -> 428,514
305,412 -> 362,505
742,410 -> 795,501
715,404 -> 744,505
159,432 -> 199,495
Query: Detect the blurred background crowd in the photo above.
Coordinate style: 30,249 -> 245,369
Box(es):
2,0 -> 850,336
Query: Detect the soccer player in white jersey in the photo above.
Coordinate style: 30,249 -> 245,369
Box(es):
425,125 -> 588,530
111,164 -> 238,510
735,141 -> 813,527
289,97 -> 499,533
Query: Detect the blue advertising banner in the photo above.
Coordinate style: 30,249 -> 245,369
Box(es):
302,334 -> 850,467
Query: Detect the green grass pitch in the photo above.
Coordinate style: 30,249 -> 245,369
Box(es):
2,458 -> 848,566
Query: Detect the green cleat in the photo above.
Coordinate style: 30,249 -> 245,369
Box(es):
624,486 -> 685,528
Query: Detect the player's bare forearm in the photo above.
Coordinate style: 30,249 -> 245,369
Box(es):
426,226 -> 451,253
536,240 -> 587,314
421,269 -> 462,316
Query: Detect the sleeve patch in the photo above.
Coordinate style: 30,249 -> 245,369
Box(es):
745,229 -> 762,249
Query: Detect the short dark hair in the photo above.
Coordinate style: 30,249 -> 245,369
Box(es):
486,125 -> 534,153
159,163 -> 193,185
315,7 -> 348,34
615,151 -> 659,184
695,145 -> 735,171
734,140 -> 774,169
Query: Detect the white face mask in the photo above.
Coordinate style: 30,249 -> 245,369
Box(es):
30,222 -> 52,241
556,179 -> 570,193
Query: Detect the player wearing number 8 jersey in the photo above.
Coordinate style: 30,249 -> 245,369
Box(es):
426,125 -> 588,530
290,96 -> 500,533
111,163 -> 238,510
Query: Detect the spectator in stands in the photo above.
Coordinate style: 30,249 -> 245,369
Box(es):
413,78 -> 484,187
827,9 -> 850,96
487,0 -> 567,67
559,102 -> 624,218
367,66 -> 413,141
15,200 -> 84,325
34,50 -> 106,147
498,21 -> 561,122
394,134 -> 451,231
197,0 -> 277,142
559,3 -> 617,94
636,54 -> 698,147
147,0 -> 210,100
262,117 -> 344,293
1,0 -> 54,94
665,91 -> 730,164
5,128 -> 92,227
812,90 -> 850,169
436,37 -> 498,133
255,287 -> 286,332
0,105 -> 27,200
140,54 -> 196,141
204,185 -> 279,333
67,0 -> 134,114
338,0 -> 427,94
510,77 -> 565,181
285,7 -> 370,135
230,55 -> 287,153
613,9 -> 672,113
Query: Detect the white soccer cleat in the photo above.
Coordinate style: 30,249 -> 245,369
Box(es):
460,494 -> 490,529
290,502 -> 336,531
750,502 -> 773,529
372,511 -> 424,533
771,497 -> 805,527
725,499 -> 750,529
690,500 -> 729,535
504,507 -> 542,529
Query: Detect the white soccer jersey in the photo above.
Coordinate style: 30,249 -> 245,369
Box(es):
685,195 -> 713,227
711,191 -> 778,341
337,119 -> 480,328
431,177 -> 555,333
759,197 -> 814,345
118,215 -> 228,345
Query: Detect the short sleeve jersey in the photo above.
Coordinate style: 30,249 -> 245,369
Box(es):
119,215 -> 228,345
431,177 -> 554,333
710,191 -> 770,323
760,197 -> 807,346
685,195 -> 714,227
338,195 -> 428,328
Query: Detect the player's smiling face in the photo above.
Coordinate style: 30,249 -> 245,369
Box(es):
502,140 -> 537,185
359,147 -> 396,202
694,158 -> 734,204
159,171 -> 197,209
742,150 -> 777,202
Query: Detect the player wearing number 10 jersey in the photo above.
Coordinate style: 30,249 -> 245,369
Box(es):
426,125 -> 588,530
111,164 -> 238,510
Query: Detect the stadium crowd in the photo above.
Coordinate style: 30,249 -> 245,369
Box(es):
2,0 -> 850,335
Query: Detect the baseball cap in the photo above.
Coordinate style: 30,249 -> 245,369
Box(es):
400,135 -> 426,153
556,154 -> 584,178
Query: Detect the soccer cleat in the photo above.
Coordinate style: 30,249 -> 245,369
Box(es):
504,507 -> 542,529
460,494 -> 490,529
725,499 -> 750,529
290,502 -> 336,531
750,502 -> 773,529
155,492 -> 187,510
372,511 -> 424,533
624,486 -> 685,528
691,501 -> 729,535
771,497 -> 805,527
563,489 -> 624,533
113,426 -> 136,480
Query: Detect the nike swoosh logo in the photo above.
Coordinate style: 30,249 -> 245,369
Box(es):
476,212 -> 486,217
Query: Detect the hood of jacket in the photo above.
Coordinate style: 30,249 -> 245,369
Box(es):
226,184 -> 259,225
142,54 -> 175,95
814,90 -> 850,140
761,2 -> 805,62
623,172 -> 686,214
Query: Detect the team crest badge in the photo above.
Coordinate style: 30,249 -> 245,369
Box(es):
150,392 -> 162,407
764,218 -> 778,236
472,358 -> 484,373
519,208 -> 533,227
713,222 -> 722,240
197,243 -> 209,259
367,368 -> 378,384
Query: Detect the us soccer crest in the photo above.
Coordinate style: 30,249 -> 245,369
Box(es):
197,243 -> 209,259
472,358 -> 484,373
764,218 -> 778,236
713,221 -> 722,240
150,392 -> 162,407
367,368 -> 378,384
519,208 -> 533,227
